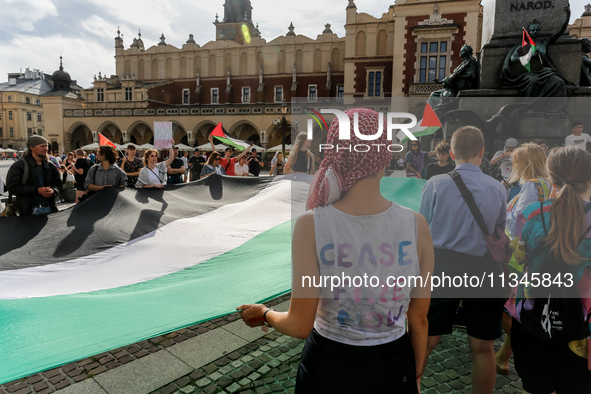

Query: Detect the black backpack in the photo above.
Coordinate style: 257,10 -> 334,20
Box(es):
517,201 -> 591,343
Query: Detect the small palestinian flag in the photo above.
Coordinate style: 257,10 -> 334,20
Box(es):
210,122 -> 251,151
397,102 -> 443,143
518,28 -> 537,72
99,133 -> 117,149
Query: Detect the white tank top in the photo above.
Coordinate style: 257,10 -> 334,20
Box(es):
313,203 -> 420,346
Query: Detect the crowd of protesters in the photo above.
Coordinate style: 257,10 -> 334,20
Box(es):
2,133 -> 316,215
238,113 -> 591,393
4,117 -> 591,392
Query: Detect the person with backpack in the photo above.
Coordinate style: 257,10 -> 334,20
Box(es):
419,126 -> 508,393
84,145 -> 127,191
495,143 -> 551,374
5,136 -> 62,216
511,146 -> 591,393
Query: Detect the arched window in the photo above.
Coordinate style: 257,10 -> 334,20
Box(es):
180,57 -> 187,78
240,52 -> 248,75
224,53 -> 232,74
165,58 -> 172,79
193,55 -> 200,76
295,50 -> 303,73
331,48 -> 340,72
356,31 -> 366,57
278,50 -> 286,74
138,59 -> 144,79
209,55 -> 216,77
377,30 -> 387,56
151,58 -> 158,79
313,49 -> 322,72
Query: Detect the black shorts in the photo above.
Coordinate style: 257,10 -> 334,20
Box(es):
427,249 -> 504,340
427,296 -> 504,340
295,329 -> 418,394
512,319 -> 591,394
75,183 -> 86,192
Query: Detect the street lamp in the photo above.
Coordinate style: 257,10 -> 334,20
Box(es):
280,101 -> 288,157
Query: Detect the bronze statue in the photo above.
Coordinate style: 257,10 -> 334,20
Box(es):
500,5 -> 571,97
428,44 -> 479,108
581,37 -> 591,86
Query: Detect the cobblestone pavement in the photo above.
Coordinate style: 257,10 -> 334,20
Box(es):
0,292 -> 522,394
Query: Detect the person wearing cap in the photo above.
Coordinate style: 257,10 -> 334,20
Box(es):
247,148 -> 264,176
165,146 -> 185,184
189,148 -> 206,181
208,134 -> 253,176
491,138 -> 519,180
6,135 -> 62,216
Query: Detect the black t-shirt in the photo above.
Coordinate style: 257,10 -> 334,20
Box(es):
167,157 -> 184,183
189,156 -> 206,175
248,154 -> 262,176
426,162 -> 455,180
74,158 -> 91,185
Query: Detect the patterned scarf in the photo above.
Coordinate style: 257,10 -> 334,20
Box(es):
306,108 -> 392,210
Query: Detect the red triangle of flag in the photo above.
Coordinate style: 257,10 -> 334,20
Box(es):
420,103 -> 442,128
210,122 -> 224,138
99,133 -> 117,149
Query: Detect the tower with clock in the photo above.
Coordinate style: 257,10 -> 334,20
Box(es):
215,0 -> 257,45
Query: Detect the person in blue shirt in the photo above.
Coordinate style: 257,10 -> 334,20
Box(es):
419,126 -> 507,394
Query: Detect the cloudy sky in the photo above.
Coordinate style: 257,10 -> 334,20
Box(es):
0,0 -> 588,88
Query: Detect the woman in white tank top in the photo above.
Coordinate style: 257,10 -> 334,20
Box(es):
237,109 -> 434,393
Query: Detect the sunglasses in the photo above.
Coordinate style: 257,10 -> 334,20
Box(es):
149,154 -> 158,158
411,144 -> 418,147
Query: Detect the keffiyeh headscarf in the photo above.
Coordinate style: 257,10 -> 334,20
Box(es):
306,108 -> 392,210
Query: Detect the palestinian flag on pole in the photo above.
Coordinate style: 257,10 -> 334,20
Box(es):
397,102 -> 443,144
99,133 -> 117,149
0,176 -> 424,385
210,122 -> 251,151
518,28 -> 537,72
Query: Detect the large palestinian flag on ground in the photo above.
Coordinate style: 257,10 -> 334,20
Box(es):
210,123 -> 252,151
0,175 -> 425,384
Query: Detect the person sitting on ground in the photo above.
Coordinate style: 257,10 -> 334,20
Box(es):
85,145 -> 127,191
237,108 -> 433,393
510,146 -> 591,394
495,143 -> 551,376
234,155 -> 250,176
6,135 -> 62,216
426,141 -> 455,180
419,126 -> 507,394
121,144 -> 143,188
405,140 -> 437,179
188,148 -> 206,181
269,152 -> 286,176
165,146 -> 186,184
208,135 -> 253,176
136,142 -> 177,188
200,151 -> 226,179
284,132 -> 316,175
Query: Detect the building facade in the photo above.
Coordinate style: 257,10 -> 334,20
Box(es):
3,0 -> 591,153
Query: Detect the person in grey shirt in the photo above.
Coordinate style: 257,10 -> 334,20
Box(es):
85,145 -> 127,190
419,126 -> 507,394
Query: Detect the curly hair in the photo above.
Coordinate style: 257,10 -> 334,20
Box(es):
98,145 -> 117,164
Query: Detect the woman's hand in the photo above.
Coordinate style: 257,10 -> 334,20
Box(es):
154,184 -> 165,189
236,304 -> 266,327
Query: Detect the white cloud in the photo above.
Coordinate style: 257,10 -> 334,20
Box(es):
0,0 -> 58,31
81,15 -> 123,40
0,34 -> 114,87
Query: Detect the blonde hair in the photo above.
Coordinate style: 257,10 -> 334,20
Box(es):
291,132 -> 310,168
546,146 -> 591,264
507,143 -> 548,185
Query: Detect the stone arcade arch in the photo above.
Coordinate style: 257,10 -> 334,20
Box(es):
67,122 -> 92,151
97,122 -> 123,144
193,121 -> 217,147
127,121 -> 153,145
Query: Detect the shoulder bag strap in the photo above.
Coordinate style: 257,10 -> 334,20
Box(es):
224,158 -> 232,172
449,170 -> 490,237
147,166 -> 163,184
